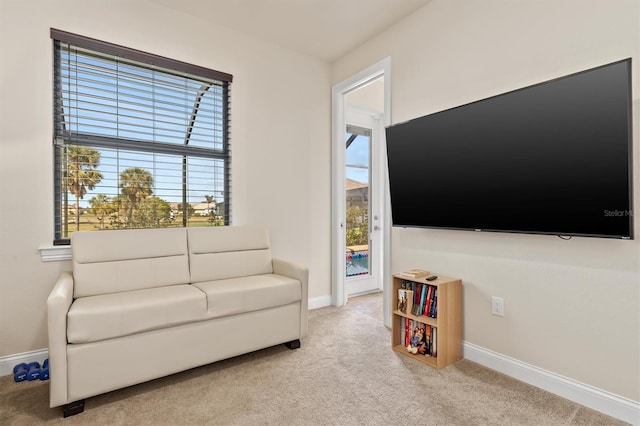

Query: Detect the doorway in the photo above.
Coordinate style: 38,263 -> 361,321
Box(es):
331,58 -> 391,327
344,112 -> 379,295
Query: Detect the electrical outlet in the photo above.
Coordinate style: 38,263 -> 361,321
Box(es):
491,296 -> 504,317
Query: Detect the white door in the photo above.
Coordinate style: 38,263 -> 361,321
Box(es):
331,58 -> 391,327
344,108 -> 382,296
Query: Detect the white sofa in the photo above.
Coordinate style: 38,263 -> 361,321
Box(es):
47,226 -> 308,417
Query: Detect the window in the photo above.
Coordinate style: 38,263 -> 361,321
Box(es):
51,29 -> 232,243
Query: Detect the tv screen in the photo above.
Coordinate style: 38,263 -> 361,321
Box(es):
386,59 -> 633,239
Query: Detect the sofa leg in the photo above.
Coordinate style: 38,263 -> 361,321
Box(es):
63,400 -> 85,417
285,339 -> 301,350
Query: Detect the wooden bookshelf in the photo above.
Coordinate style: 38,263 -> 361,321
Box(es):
391,272 -> 462,368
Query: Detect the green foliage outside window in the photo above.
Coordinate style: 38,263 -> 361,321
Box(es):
346,206 -> 369,246
82,165 -> 176,231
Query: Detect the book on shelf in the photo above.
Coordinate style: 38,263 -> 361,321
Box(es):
425,325 -> 431,356
426,324 -> 437,357
411,286 -> 420,315
423,285 -> 433,317
432,327 -> 437,357
402,318 -> 438,357
400,280 -> 438,319
429,288 -> 438,318
397,289 -> 412,314
398,269 -> 430,278
418,284 -> 427,315
405,317 -> 410,347
413,283 -> 421,315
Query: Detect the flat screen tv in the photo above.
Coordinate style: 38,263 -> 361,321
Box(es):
385,59 -> 633,239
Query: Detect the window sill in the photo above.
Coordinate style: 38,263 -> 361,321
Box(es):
39,245 -> 71,262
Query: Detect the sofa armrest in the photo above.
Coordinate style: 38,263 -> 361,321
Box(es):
47,272 -> 74,407
272,258 -> 309,337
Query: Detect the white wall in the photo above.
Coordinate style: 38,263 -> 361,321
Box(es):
0,0 -> 331,357
332,0 -> 639,402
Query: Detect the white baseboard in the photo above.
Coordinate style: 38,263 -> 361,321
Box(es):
0,349 -> 49,378
308,295 -> 332,310
463,341 -> 640,426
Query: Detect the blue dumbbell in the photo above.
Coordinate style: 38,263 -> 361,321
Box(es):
13,363 -> 29,382
39,359 -> 49,381
13,363 -> 27,374
26,362 -> 41,381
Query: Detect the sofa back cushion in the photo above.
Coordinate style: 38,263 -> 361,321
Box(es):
72,228 -> 190,298
187,226 -> 273,283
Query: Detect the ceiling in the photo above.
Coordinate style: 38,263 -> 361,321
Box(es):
148,0 -> 432,62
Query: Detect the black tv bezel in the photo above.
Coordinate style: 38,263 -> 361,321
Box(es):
386,58 -> 634,240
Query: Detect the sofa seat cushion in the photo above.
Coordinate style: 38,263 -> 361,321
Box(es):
67,285 -> 207,344
193,274 -> 301,319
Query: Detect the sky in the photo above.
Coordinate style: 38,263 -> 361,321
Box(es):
346,133 -> 370,185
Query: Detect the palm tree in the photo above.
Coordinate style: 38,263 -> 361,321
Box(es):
204,195 -> 215,211
204,195 -> 215,215
88,194 -> 114,230
204,195 -> 221,226
119,167 -> 153,224
67,146 -> 103,231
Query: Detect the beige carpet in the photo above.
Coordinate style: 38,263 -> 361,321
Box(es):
0,292 -> 627,425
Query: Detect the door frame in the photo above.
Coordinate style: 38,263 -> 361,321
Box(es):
331,57 -> 392,327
